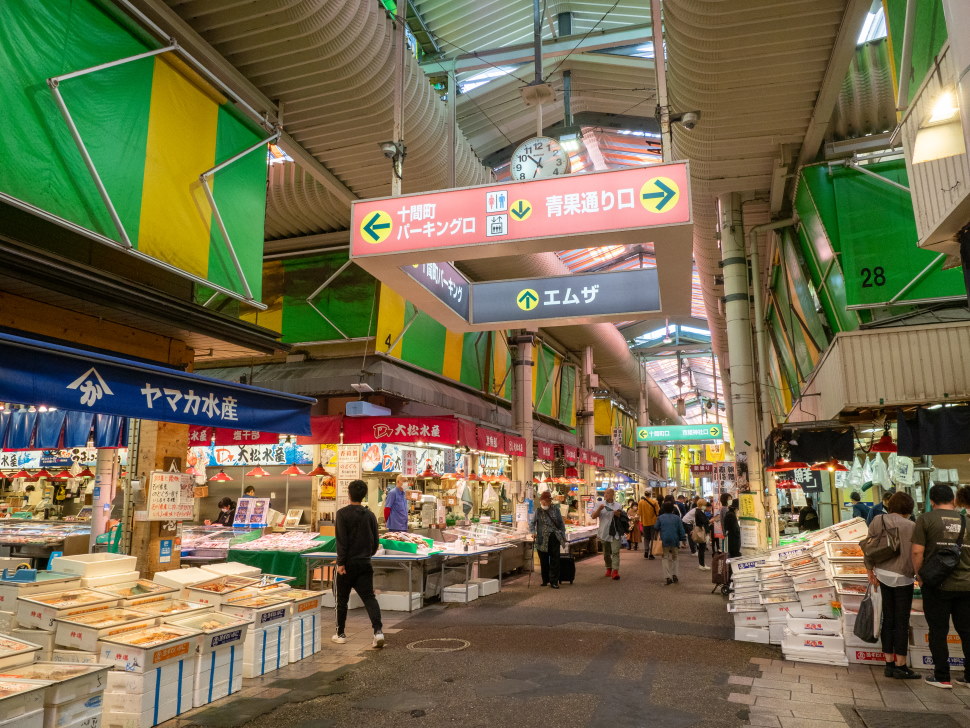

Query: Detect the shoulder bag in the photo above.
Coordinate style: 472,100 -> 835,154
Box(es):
919,514 -> 966,589
860,514 -> 900,565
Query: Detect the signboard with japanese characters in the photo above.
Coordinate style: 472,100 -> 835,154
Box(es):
189,443 -> 315,468
401,449 -> 418,478
146,470 -> 195,521
637,424 -> 724,444
342,416 -> 457,446
350,163 -> 690,259
402,261 -> 470,320
337,444 -> 362,509
471,268 -> 660,325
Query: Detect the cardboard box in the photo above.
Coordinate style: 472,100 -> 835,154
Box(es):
734,626 -> 769,644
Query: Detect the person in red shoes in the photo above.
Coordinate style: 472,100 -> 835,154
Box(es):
593,487 -> 624,580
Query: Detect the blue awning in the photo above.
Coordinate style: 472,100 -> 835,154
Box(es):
0,331 -> 315,435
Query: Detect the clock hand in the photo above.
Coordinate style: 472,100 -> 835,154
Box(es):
528,155 -> 543,168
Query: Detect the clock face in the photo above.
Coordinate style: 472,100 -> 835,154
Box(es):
510,136 -> 571,180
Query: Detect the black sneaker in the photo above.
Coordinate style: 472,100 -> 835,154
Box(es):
672,575 -> 679,583
892,666 -> 921,680
884,663 -> 895,678
665,578 -> 673,585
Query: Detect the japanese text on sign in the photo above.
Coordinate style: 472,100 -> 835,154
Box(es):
139,384 -> 238,422
146,471 -> 195,521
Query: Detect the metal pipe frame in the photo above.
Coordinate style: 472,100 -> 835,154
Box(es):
889,253 -> 947,304
305,259 -> 355,340
46,42 -> 272,308
200,131 -> 281,302
386,310 -> 420,354
896,0 -> 917,113
650,0 -> 670,162
845,160 -> 910,192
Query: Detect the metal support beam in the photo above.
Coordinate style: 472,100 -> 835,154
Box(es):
650,0 -> 670,162
896,0 -> 917,112
306,260 -> 355,339
420,23 -> 653,74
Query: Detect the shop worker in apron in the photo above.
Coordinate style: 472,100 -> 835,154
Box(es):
333,479 -> 385,648
385,475 -> 410,531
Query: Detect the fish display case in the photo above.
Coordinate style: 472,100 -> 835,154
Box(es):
179,526 -> 251,561
0,522 -> 91,564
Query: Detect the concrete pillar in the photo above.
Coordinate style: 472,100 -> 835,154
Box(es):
718,193 -> 766,549
511,331 -> 536,498
89,448 -> 118,552
637,387 -> 650,482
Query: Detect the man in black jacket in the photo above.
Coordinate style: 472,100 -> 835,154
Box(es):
333,479 -> 385,648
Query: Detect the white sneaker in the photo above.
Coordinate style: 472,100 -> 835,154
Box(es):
331,633 -> 347,644
373,631 -> 386,648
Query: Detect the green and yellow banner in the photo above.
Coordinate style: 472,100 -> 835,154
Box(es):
0,0 -> 267,300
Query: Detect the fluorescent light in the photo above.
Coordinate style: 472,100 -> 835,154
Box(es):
927,89 -> 960,125
560,137 -> 581,153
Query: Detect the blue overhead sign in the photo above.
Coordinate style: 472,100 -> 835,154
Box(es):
471,268 -> 660,325
0,332 -> 315,435
402,262 -> 470,320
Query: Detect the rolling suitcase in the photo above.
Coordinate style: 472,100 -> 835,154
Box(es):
558,555 -> 576,584
711,552 -> 730,594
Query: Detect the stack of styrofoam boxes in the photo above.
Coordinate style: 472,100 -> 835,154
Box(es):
782,611 -> 847,666
199,563 -> 262,579
220,594 -> 293,678
823,536 -> 884,666
906,603 -> 960,671
442,584 -> 478,604
729,556 -> 769,644
0,680 -> 47,728
16,590 -> 121,664
1,663 -> 112,728
99,625 -> 202,728
0,573 -> 82,659
467,577 -> 500,599
166,612 -> 248,708
151,567 -> 221,594
183,576 -> 260,611
284,590 -> 324,663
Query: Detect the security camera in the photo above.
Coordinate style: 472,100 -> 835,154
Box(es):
670,110 -> 701,130
379,141 -> 399,159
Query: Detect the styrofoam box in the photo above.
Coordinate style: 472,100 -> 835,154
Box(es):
321,591 -> 362,610
17,592 -> 121,631
910,647 -> 965,670
784,645 -> 849,666
103,666 -> 193,715
785,615 -> 842,636
0,681 -> 47,722
98,626 -> 201,673
42,692 -> 102,728
797,587 -> 835,608
241,623 -> 289,678
101,706 -> 158,728
193,649 -> 243,707
730,556 -> 767,571
219,597 -> 292,629
199,563 -> 262,578
833,519 -> 867,542
54,610 -> 157,653
192,673 -> 242,709
50,650 -> 98,665
734,611 -> 769,628
151,568 -> 214,592
782,632 -> 845,652
78,572 -> 141,590
0,707 -> 42,728
909,611 -> 927,630
765,601 -> 801,622
0,664 -> 111,706
734,626 -> 769,644
845,646 -> 892,665
769,622 -> 785,645
11,630 -> 54,655
0,615 -> 17,634
50,554 -> 137,579
288,613 -> 321,663
844,630 -> 879,649
468,578 -> 499,597
0,577 -> 82,615
911,628 -> 960,647
442,584 -> 478,603
376,591 -> 422,611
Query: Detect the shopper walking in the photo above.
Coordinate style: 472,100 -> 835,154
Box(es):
798,497 -> 821,532
533,490 -> 566,589
912,483 -> 970,689
638,491 -> 660,560
867,490 -> 894,525
657,502 -> 687,585
593,488 -> 624,580
864,491 -> 919,679
682,501 -> 697,555
384,475 -> 409,531
333,479 -> 385,648
626,499 -> 642,551
851,492 -> 872,522
724,498 -> 742,558
693,498 -> 712,570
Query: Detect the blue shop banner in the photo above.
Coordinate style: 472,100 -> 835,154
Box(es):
189,443 -> 316,467
0,331 -> 315,434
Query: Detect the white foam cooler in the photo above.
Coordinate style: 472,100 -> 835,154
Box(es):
375,591 -> 422,612
191,645 -> 244,707
283,590 -> 323,662
98,625 -> 201,673
150,568 -> 214,594
199,562 -> 261,578
78,571 -> 141,590
103,658 -> 195,726
0,663 -> 111,707
321,591 -> 362,609
733,612 -> 768,628
442,584 -> 478,603
785,615 -> 842,636
49,554 -> 137,579
0,681 -> 47,723
17,591 -> 119,631
0,575 -> 81,614
845,646 -> 892,665
734,626 -> 769,644
467,578 -> 499,597
42,691 -> 102,728
241,622 -> 289,678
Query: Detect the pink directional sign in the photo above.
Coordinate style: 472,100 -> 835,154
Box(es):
350,162 -> 690,258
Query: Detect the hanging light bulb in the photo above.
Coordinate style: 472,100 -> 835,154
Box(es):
280,465 -> 307,477
870,424 -> 897,453
208,469 -> 233,482
246,466 -> 272,478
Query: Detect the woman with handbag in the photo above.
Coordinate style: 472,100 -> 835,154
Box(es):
626,499 -> 642,551
693,498 -> 712,570
864,491 -> 919,680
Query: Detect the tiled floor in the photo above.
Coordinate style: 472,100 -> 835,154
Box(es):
728,657 -> 970,727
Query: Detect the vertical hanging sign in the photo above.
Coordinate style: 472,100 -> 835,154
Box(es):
337,445 -> 362,509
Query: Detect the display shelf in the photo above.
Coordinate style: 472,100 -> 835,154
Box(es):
180,527 -> 252,559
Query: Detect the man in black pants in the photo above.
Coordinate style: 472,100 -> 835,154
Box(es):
912,483 -> 970,688
333,479 -> 385,648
